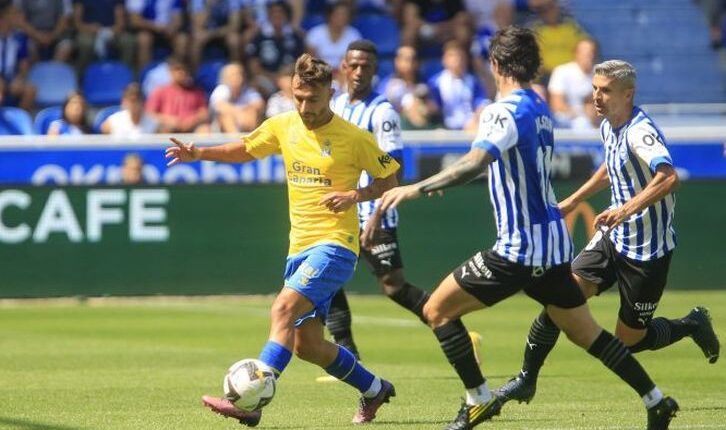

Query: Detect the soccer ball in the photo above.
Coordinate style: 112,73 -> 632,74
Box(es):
223,359 -> 276,411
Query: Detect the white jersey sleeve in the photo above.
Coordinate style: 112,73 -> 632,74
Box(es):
471,103 -> 517,159
627,121 -> 673,172
371,103 -> 403,154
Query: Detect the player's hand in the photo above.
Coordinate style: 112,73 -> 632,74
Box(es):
319,190 -> 357,213
426,190 -> 444,197
361,211 -> 382,248
593,208 -> 627,231
360,223 -> 376,249
377,184 -> 422,213
166,137 -> 200,166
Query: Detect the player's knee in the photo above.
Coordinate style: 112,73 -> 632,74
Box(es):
269,299 -> 295,325
615,322 -> 647,347
422,301 -> 447,327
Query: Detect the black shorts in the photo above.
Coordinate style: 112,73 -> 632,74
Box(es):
359,228 -> 403,276
572,233 -> 672,329
453,250 -> 586,309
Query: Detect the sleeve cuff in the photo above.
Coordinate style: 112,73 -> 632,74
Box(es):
649,156 -> 672,172
472,140 -> 501,160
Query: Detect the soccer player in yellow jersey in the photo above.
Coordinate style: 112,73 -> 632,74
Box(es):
165,54 -> 400,426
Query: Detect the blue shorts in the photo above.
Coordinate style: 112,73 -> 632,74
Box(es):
283,244 -> 357,327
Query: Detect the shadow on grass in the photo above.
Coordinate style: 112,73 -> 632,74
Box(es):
0,417 -> 85,430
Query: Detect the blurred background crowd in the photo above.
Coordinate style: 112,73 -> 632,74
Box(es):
0,0 -> 723,137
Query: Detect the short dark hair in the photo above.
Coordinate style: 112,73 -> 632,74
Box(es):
293,53 -> 333,86
489,26 -> 541,83
122,83 -> 143,100
267,0 -> 292,20
346,39 -> 378,58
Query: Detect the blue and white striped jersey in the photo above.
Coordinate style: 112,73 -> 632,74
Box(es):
600,106 -> 676,261
473,89 -> 572,267
331,91 -> 403,229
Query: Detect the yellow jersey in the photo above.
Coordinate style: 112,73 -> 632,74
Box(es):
533,18 -> 587,73
244,111 -> 400,256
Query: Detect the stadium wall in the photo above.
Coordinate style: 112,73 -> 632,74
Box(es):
0,181 -> 724,298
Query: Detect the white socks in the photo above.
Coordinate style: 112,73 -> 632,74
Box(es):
643,387 -> 664,409
466,381 -> 492,405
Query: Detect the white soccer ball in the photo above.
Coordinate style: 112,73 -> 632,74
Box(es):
223,359 -> 277,411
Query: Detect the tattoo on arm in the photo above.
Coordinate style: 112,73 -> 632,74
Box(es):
418,149 -> 493,193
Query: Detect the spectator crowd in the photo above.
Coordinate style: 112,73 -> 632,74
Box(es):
0,0 -> 611,136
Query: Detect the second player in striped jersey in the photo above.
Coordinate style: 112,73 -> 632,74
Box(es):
322,40 -> 434,364
496,60 -> 719,409
367,27 -> 679,430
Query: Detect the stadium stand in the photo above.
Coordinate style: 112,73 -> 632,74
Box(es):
570,0 -> 726,103
0,0 -> 722,135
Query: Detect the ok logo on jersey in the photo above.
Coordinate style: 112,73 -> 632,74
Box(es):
642,133 -> 662,146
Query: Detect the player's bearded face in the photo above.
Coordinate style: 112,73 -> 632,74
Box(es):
292,77 -> 333,126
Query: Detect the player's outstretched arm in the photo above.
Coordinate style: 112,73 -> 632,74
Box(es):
594,164 -> 679,230
361,148 -> 492,246
165,137 -> 256,166
559,163 -> 610,216
415,147 -> 493,195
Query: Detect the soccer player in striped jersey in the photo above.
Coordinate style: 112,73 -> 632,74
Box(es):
495,60 -> 720,409
366,27 -> 678,430
321,40 -> 444,367
166,54 -> 399,426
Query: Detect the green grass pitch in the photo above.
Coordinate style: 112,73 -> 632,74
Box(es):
1,291 -> 724,430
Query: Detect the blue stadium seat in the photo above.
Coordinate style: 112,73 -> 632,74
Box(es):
93,105 -> 122,133
33,106 -> 63,135
28,62 -> 78,107
0,107 -> 33,135
83,61 -> 134,106
196,60 -> 224,94
353,14 -> 400,56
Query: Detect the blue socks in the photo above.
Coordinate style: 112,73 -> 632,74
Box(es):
259,342 -> 378,395
325,345 -> 376,393
259,341 -> 292,376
